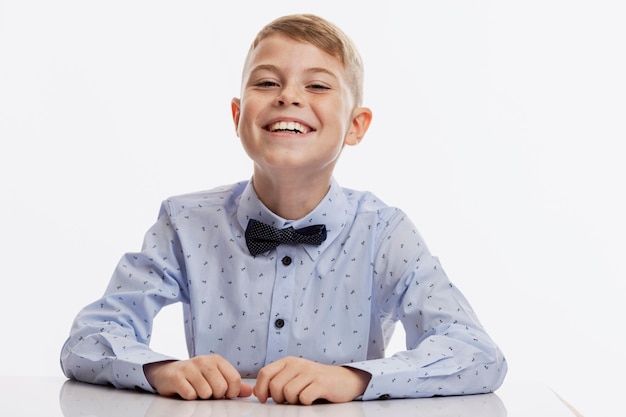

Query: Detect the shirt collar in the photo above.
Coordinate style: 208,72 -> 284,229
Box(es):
236,178 -> 348,260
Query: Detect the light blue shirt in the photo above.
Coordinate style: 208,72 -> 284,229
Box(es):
60,179 -> 507,400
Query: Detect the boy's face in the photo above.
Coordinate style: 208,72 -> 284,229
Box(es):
232,35 -> 370,178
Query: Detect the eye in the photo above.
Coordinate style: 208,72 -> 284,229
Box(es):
255,80 -> 279,88
307,83 -> 330,91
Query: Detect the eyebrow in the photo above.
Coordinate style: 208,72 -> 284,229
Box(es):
249,64 -> 339,80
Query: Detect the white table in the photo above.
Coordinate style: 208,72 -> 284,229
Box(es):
0,376 -> 582,416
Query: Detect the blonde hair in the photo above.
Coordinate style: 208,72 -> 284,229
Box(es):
248,14 -> 365,106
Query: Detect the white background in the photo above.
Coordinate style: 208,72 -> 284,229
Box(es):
1,1 -> 624,416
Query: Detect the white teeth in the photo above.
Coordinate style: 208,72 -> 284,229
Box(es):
269,121 -> 309,134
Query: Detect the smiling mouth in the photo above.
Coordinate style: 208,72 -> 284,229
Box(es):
265,121 -> 313,134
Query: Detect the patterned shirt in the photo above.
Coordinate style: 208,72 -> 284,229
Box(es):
60,179 -> 507,400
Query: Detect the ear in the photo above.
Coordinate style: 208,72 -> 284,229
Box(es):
344,107 -> 372,146
231,98 -> 241,135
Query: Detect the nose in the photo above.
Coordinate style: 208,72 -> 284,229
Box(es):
275,85 -> 301,107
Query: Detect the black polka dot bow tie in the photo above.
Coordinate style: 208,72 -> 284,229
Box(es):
245,219 -> 327,256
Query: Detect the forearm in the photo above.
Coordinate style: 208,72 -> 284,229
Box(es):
60,319 -> 175,391
347,324 -> 507,400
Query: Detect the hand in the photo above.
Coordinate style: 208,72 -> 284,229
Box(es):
143,355 -> 253,400
253,357 -> 371,405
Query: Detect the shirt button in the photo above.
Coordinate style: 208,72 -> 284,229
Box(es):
274,318 -> 285,329
281,256 -> 292,266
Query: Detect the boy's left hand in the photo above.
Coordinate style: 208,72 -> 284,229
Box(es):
253,357 -> 370,405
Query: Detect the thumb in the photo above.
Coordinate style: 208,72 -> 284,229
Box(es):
238,381 -> 254,398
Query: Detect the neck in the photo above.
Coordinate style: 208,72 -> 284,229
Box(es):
251,169 -> 332,220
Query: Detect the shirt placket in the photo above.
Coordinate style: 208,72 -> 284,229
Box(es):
264,245 -> 297,364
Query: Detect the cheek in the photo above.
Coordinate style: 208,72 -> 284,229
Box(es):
335,98 -> 356,133
239,99 -> 265,126
235,107 -> 254,135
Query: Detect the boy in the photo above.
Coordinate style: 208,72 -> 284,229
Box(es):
60,14 -> 507,405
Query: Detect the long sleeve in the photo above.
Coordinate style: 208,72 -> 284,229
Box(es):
60,180 -> 506,398
346,211 -> 507,400
60,204 -> 188,391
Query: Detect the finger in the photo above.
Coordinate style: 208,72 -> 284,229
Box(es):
266,365 -> 302,404
216,361 -> 245,399
238,381 -> 254,398
178,381 -> 202,401
282,375 -> 312,405
253,361 -> 286,403
157,376 -> 195,399
186,367 -> 215,400
207,379 -> 227,400
297,382 -> 326,405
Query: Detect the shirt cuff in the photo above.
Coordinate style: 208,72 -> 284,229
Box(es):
111,349 -> 176,393
344,356 -> 423,401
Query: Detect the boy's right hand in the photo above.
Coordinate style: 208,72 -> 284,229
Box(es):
143,355 -> 253,400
